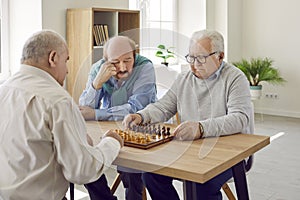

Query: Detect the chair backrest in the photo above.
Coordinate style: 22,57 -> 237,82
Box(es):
154,64 -> 179,99
245,155 -> 254,172
246,101 -> 255,172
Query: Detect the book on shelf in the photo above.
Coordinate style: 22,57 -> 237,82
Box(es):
100,25 -> 106,43
97,25 -> 104,45
103,24 -> 109,42
92,26 -> 100,46
92,24 -> 110,46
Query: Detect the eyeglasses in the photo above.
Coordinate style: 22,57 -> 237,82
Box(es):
185,51 -> 218,64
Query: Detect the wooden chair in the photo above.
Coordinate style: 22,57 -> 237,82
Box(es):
110,174 -> 121,194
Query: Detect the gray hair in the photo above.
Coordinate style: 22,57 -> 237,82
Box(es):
21,30 -> 67,63
189,30 -> 224,53
103,35 -> 136,60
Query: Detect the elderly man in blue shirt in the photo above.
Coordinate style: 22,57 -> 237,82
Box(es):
79,36 -> 157,200
79,36 -> 156,121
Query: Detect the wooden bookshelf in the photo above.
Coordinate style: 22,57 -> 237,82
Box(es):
66,8 -> 140,103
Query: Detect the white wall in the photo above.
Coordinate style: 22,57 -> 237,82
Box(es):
227,0 -> 242,62
8,0 -> 128,75
8,0 -> 300,118
241,0 -> 300,118
177,0 -> 206,37
9,0 -> 42,75
42,0 -> 128,38
206,0 -> 228,60
196,0 -> 300,118
176,0 -> 206,62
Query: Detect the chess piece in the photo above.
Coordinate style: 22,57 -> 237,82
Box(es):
167,127 -> 171,136
162,126 -> 166,138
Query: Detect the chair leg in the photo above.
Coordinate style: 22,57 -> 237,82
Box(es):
222,183 -> 236,200
175,112 -> 181,125
110,174 -> 122,194
110,173 -> 147,199
142,187 -> 147,200
69,183 -> 74,200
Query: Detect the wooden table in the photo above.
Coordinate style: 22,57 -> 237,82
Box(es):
86,121 -> 270,200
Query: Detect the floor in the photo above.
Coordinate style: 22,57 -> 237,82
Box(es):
68,114 -> 300,200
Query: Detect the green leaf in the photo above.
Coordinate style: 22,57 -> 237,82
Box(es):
155,44 -> 176,63
157,44 -> 166,50
233,57 -> 286,86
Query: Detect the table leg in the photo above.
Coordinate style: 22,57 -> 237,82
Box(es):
232,160 -> 249,200
182,180 -> 197,200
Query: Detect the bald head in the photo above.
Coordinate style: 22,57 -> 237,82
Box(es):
20,30 -> 69,86
21,30 -> 67,64
103,36 -> 136,61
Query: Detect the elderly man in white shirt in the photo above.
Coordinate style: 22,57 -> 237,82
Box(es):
0,30 -> 123,200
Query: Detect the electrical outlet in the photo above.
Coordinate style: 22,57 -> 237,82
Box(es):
265,93 -> 279,99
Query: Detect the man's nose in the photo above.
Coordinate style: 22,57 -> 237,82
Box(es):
118,61 -> 127,71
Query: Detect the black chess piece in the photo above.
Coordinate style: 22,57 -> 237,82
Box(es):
167,127 -> 171,136
162,126 -> 166,137
157,125 -> 161,137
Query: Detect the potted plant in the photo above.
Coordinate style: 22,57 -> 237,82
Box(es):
233,57 -> 286,100
155,44 -> 175,66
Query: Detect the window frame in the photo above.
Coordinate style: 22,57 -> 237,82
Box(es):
130,0 -> 178,65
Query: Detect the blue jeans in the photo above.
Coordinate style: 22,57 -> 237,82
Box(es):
84,174 -> 117,200
142,168 -> 233,200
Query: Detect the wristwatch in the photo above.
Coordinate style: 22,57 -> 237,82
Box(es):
136,113 -> 144,124
199,122 -> 204,138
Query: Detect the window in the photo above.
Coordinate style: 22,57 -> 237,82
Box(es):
0,0 -> 9,81
130,0 -> 177,64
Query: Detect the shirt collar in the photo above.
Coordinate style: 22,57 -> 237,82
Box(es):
207,61 -> 225,80
19,64 -> 61,87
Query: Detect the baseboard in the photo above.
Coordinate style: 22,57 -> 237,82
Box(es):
254,107 -> 300,118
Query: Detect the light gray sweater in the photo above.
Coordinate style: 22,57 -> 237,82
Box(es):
139,62 -> 254,137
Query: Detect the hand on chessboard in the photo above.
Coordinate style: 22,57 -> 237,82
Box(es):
122,113 -> 143,129
103,130 -> 124,147
173,121 -> 201,141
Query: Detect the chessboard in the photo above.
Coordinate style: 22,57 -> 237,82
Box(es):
115,124 -> 175,149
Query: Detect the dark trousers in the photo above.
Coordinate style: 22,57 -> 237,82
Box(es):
84,174 -> 117,200
119,171 -> 144,200
142,168 -> 233,200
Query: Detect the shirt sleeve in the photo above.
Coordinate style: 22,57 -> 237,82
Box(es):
200,72 -> 254,137
51,99 -> 120,184
79,61 -> 103,108
95,62 -> 157,121
138,77 -> 179,123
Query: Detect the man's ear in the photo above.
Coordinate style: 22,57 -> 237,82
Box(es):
48,50 -> 57,67
219,52 -> 224,59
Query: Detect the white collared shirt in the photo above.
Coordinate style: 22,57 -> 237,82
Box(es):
0,65 -> 120,200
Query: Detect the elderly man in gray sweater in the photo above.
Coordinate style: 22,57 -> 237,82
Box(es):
123,29 -> 254,200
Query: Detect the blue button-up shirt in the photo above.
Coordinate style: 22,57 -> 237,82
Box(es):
79,59 -> 157,121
